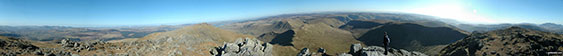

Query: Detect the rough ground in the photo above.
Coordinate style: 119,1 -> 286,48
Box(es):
220,12 -> 466,55
1,23 -> 254,56
440,27 -> 563,56
342,43 -> 427,56
98,23 -> 254,56
0,36 -> 40,56
294,43 -> 427,56
0,36 -> 96,56
2,12 -> 561,56
210,38 -> 273,56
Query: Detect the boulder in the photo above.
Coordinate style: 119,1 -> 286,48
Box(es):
317,48 -> 325,53
297,48 -> 311,56
211,38 -> 273,56
349,43 -> 362,55
341,43 -> 427,56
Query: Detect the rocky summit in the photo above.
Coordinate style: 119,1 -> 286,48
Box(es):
293,43 -> 427,56
440,27 -> 563,56
0,36 -> 40,56
0,36 -> 91,56
210,38 -> 273,56
339,43 -> 428,56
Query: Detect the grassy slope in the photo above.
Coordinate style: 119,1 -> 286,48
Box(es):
291,18 -> 362,55
142,23 -> 253,55
217,12 -> 470,55
74,23 -> 256,56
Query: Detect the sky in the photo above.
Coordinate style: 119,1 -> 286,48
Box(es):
0,0 -> 562,26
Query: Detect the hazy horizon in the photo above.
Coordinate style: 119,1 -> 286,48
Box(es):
1,0 -> 562,26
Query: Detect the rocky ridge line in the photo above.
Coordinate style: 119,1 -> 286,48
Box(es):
210,38 -> 273,56
295,43 -> 427,56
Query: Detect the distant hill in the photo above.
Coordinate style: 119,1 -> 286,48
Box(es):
440,27 -> 563,56
218,12 -> 563,35
0,23 -> 255,56
219,12 -> 457,36
219,12 -> 471,55
453,23 -> 563,34
0,25 -> 180,41
94,23 -> 254,56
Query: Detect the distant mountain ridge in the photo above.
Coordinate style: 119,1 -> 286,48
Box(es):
0,23 -> 255,56
219,12 -> 473,55
0,12 -> 561,56
217,12 -> 563,34
0,25 -> 181,41
453,23 -> 563,34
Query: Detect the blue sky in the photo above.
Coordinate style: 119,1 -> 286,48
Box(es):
1,0 -> 562,26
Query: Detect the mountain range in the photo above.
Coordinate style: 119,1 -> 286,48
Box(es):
0,12 -> 561,56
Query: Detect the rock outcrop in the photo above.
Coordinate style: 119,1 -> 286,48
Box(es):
340,43 -> 428,56
296,47 -> 331,56
0,36 -> 81,56
296,43 -> 427,56
60,38 -> 106,52
210,38 -> 273,56
0,36 -> 39,55
440,27 -> 563,56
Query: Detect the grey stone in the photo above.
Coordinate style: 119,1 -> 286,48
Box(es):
351,43 -> 362,53
211,38 -> 273,56
318,48 -> 325,53
223,43 -> 239,53
71,54 -> 80,56
210,48 -> 219,55
338,53 -> 353,56
297,48 -> 310,56
343,43 -> 427,56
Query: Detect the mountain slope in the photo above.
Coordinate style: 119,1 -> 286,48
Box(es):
357,23 -> 469,50
219,12 -> 468,55
219,19 -> 302,36
339,20 -> 389,37
258,30 -> 296,46
290,18 -> 361,55
0,23 -> 256,56
250,18 -> 361,55
440,27 -> 563,56
118,23 -> 254,56
219,12 -> 457,36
